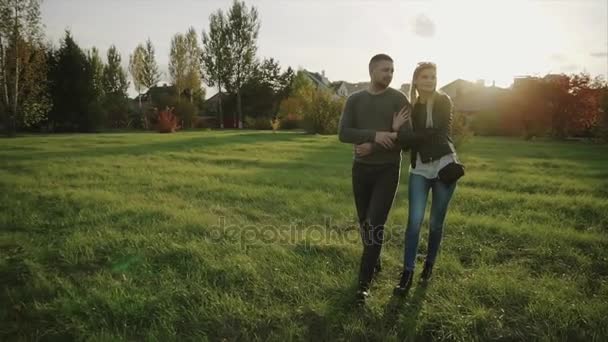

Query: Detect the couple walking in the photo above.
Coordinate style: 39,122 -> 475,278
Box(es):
338,54 -> 463,304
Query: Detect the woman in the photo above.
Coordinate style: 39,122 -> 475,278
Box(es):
394,62 -> 460,295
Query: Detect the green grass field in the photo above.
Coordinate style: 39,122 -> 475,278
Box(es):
1,131 -> 607,341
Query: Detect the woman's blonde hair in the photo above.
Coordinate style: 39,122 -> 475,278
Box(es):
409,61 -> 437,103
410,62 -> 439,128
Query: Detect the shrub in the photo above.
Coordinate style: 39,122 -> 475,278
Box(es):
470,110 -> 502,136
452,111 -> 473,148
279,113 -> 303,130
175,101 -> 197,129
301,90 -> 344,135
157,107 -> 180,133
244,116 -> 273,130
193,116 -> 217,129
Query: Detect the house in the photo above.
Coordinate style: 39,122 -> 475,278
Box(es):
132,83 -> 173,103
303,69 -> 374,98
331,81 -> 350,97
202,92 -> 234,128
331,81 -> 410,99
331,81 -> 370,97
440,79 -> 480,101
132,83 -> 194,107
400,83 -> 412,97
302,70 -> 332,91
439,79 -> 508,115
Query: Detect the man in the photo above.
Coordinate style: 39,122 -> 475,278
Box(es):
338,54 -> 415,303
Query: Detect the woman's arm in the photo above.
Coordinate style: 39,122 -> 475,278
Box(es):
433,94 -> 453,138
396,123 -> 434,149
370,141 -> 402,153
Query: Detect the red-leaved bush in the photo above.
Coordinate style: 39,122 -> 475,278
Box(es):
157,107 -> 180,133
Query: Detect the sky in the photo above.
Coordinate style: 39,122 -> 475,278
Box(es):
41,0 -> 608,97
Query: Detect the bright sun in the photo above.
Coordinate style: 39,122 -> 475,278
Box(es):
432,0 -> 564,87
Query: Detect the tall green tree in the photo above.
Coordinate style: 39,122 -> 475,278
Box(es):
129,43 -> 145,108
169,33 -> 187,104
185,27 -> 202,104
241,58 -> 293,119
225,0 -> 260,128
140,38 -> 161,93
202,9 -> 232,128
0,0 -> 48,135
48,31 -> 99,131
102,45 -> 129,128
85,46 -> 105,130
87,47 -> 104,99
102,45 -> 128,96
131,39 -> 161,129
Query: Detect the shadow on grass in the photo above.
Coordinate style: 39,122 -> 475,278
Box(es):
299,273 -> 430,340
0,132 -> 313,162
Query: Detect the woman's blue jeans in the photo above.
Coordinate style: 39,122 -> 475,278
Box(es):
403,172 -> 457,271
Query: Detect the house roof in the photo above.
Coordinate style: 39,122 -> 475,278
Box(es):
345,82 -> 369,94
330,81 -> 369,96
439,79 -> 478,99
303,70 -> 332,89
452,85 -> 508,112
204,92 -> 230,103
330,81 -> 344,91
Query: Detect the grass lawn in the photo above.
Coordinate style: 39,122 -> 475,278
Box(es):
1,131 -> 607,341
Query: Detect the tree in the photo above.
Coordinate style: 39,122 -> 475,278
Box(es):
85,46 -> 105,130
506,76 -> 564,139
0,0 -> 48,136
47,31 -> 99,132
102,45 -> 129,128
302,88 -> 344,135
290,69 -> 315,100
225,0 -> 260,128
129,43 -> 145,108
543,75 -> 572,138
277,70 -> 342,134
202,9 -> 232,128
502,73 -> 606,139
278,70 -> 315,120
184,27 -> 202,104
140,38 -> 161,92
133,38 -> 162,130
169,33 -> 187,104
102,45 -> 128,96
87,47 -> 104,99
542,73 -> 605,138
19,41 -> 50,129
241,58 -> 293,119
273,65 -> 294,116
567,73 -> 604,136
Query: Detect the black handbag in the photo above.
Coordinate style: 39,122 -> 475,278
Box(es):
438,161 -> 465,185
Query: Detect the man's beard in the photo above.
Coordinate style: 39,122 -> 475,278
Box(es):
373,79 -> 391,89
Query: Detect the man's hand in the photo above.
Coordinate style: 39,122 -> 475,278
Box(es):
374,131 -> 397,149
392,105 -> 411,132
355,143 -> 374,157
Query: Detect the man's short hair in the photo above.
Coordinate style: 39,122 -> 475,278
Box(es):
369,54 -> 393,72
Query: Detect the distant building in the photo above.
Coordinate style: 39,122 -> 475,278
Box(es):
439,79 -> 508,119
301,70 -> 333,91
331,81 -> 370,97
202,92 -> 233,128
400,83 -> 411,97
